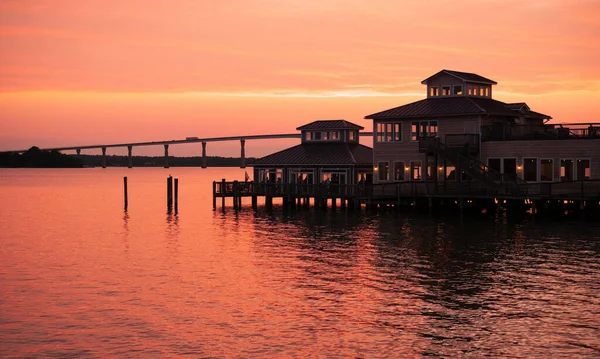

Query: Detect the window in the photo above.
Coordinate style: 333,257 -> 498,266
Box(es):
576,159 -> 591,180
394,123 -> 402,141
411,121 -> 438,141
323,131 -> 330,140
488,158 -> 501,173
394,161 -> 405,181
540,159 -> 553,182
314,132 -> 321,140
385,123 -> 393,142
446,165 -> 456,180
560,159 -> 574,182
331,131 -> 339,140
467,84 -> 474,95
453,85 -> 463,95
349,131 -> 356,141
479,87 -> 485,96
376,122 -> 402,143
441,86 -> 450,96
305,132 -> 312,141
504,158 -> 517,180
430,87 -> 439,96
484,87 -> 490,97
378,161 -> 389,181
410,161 -> 422,180
523,158 -> 537,182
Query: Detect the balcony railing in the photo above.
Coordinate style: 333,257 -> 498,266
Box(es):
482,123 -> 600,141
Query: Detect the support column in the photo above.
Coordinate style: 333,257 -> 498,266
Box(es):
101,147 -> 107,168
240,139 -> 246,169
127,145 -> 133,168
164,144 -> 169,168
202,142 -> 207,168
76,148 -> 81,156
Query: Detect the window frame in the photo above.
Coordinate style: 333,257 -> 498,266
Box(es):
411,120 -> 439,142
410,160 -> 423,181
560,158 -> 575,182
522,157 -> 538,182
377,161 -> 390,181
376,121 -> 403,143
393,161 -> 406,181
453,85 -> 463,95
576,158 -> 591,181
539,158 -> 554,182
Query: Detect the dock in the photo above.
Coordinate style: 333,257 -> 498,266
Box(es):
213,179 -> 600,215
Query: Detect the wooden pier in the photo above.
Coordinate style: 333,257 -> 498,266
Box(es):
212,178 -> 600,215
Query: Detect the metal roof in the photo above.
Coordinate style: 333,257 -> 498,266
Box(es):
253,143 -> 373,166
296,120 -> 364,131
421,69 -> 497,85
364,96 -> 550,120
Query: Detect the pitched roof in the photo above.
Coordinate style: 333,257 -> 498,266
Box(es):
253,143 -> 373,166
505,102 -> 530,111
296,120 -> 364,131
364,96 -> 551,120
421,69 -> 497,85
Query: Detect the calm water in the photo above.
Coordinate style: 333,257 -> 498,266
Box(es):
1,168 -> 599,358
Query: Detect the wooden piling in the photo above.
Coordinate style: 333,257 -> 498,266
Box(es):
174,178 -> 179,212
123,176 -> 128,210
221,178 -> 226,208
212,181 -> 217,209
167,176 -> 173,209
233,180 -> 239,209
252,195 -> 257,208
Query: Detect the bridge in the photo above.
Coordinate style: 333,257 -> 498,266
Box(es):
8,132 -> 374,168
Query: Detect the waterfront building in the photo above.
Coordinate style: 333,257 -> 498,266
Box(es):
252,120 -> 373,186
365,69 -> 599,187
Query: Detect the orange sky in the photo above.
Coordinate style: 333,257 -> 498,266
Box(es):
1,0 -> 599,157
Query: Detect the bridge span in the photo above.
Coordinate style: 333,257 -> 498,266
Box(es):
10,132 -> 374,169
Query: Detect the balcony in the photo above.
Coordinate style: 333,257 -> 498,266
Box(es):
482,123 -> 600,141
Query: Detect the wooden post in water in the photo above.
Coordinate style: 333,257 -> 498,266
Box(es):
174,178 -> 179,213
167,176 -> 173,209
212,181 -> 217,209
221,178 -> 226,208
123,176 -> 128,210
233,180 -> 239,209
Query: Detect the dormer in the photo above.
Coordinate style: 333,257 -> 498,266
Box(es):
421,69 -> 497,99
297,120 -> 363,144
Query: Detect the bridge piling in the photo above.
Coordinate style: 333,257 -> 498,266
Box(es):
164,144 -> 169,168
127,145 -> 133,168
101,147 -> 107,168
240,139 -> 246,168
202,142 -> 207,168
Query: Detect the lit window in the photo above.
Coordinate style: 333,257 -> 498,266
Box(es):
378,161 -> 389,181
385,123 -> 393,142
411,120 -> 439,141
323,131 -> 329,140
305,132 -> 312,141
484,87 -> 490,97
349,131 -> 356,141
430,87 -> 439,96
376,122 -> 402,142
441,86 -> 450,96
394,123 -> 402,141
331,131 -> 339,140
446,165 -> 456,180
453,85 -> 463,95
467,85 -> 474,95
411,161 -> 422,180
479,87 -> 484,96
577,159 -> 591,180
394,161 -> 405,181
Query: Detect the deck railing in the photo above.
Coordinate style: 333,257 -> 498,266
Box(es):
482,123 -> 600,141
214,179 -> 600,200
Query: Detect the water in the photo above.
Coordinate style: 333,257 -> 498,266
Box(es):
1,168 -> 599,358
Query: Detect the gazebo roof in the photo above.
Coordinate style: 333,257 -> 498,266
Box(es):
253,143 -> 373,166
296,120 -> 364,131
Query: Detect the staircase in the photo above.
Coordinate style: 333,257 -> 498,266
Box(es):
420,137 -> 526,196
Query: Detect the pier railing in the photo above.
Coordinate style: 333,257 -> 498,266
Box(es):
214,179 -> 600,200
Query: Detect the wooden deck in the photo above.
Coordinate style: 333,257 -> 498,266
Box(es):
212,179 -> 600,209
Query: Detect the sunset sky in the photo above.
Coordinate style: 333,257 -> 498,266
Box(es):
1,0 -> 599,157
